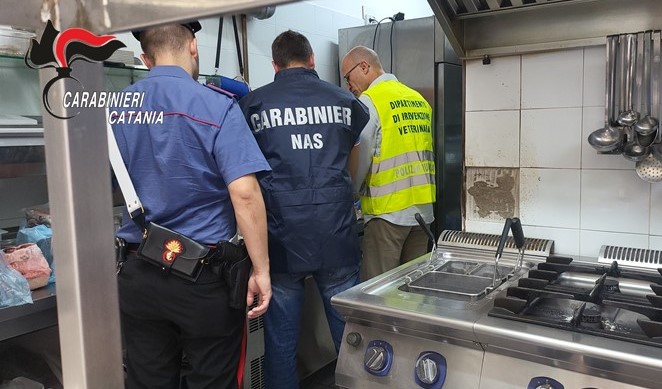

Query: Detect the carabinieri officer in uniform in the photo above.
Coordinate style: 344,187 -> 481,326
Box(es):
113,21 -> 272,389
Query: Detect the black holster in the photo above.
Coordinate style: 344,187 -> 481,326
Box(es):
115,237 -> 128,274
211,240 -> 252,310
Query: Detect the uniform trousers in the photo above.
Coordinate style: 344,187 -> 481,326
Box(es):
118,255 -> 246,389
360,218 -> 430,281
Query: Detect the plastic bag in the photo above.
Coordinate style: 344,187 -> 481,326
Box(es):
2,243 -> 51,290
16,224 -> 54,284
0,250 -> 33,308
0,377 -> 45,389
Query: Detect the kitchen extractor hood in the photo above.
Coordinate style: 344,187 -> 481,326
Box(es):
428,0 -> 662,59
0,0 -> 295,34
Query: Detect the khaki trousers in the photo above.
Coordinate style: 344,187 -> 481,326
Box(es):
360,218 -> 430,281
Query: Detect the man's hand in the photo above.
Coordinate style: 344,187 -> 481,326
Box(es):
246,270 -> 271,319
228,174 -> 271,318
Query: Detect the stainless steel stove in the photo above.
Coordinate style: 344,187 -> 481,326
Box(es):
332,230 -> 662,389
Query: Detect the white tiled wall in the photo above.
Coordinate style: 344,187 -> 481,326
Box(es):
465,111 -> 519,167
520,108 -> 582,168
465,45 -> 661,258
112,3 -> 363,89
238,2 -> 362,87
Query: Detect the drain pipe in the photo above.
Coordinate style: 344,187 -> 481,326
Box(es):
241,13 -> 249,83
238,6 -> 275,84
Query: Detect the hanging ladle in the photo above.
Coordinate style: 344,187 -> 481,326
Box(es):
623,126 -> 650,162
635,31 -> 658,136
588,35 -> 622,152
619,34 -> 648,161
618,34 -> 640,126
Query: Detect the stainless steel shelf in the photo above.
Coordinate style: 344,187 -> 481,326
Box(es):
0,127 -> 44,147
0,283 -> 57,342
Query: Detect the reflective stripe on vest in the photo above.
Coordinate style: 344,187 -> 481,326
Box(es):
361,80 -> 436,215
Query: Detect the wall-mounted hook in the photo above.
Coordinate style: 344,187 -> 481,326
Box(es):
482,55 -> 491,65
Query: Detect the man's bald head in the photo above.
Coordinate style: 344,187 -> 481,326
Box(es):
344,46 -> 384,72
341,45 -> 385,96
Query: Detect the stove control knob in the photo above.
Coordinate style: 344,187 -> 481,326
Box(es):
364,346 -> 386,371
363,340 -> 393,376
415,355 -> 438,384
414,352 -> 447,388
346,332 -> 362,347
528,376 -> 564,389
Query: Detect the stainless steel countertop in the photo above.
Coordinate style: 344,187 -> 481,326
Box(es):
332,247 -> 530,343
332,248 -> 662,388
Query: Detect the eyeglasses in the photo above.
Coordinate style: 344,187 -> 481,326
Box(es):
343,62 -> 363,84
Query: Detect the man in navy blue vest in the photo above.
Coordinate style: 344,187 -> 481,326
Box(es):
239,30 -> 369,389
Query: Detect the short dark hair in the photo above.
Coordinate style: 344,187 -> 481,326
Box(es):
271,30 -> 313,68
140,24 -> 194,60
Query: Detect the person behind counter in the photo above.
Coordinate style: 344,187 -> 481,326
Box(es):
238,30 -> 369,389
341,45 -> 436,281
112,21 -> 272,389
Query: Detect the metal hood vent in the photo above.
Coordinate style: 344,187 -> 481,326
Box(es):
598,245 -> 662,269
428,0 -> 662,59
443,0 -> 574,18
438,230 -> 553,257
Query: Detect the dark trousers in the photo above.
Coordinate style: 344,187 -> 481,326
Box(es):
118,255 -> 246,389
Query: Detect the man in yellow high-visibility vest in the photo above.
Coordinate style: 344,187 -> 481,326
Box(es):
341,45 -> 436,281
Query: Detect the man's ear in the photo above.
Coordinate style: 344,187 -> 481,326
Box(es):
272,60 -> 281,73
190,37 -> 198,58
308,54 -> 315,69
140,53 -> 154,69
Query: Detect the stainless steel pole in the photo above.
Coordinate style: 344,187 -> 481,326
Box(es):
39,62 -> 124,388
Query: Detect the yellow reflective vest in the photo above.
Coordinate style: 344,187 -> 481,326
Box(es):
361,80 -> 436,215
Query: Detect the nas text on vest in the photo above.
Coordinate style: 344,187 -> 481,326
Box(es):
291,133 -> 323,149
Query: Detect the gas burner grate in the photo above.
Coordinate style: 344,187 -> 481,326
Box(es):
598,245 -> 662,269
439,230 -> 553,257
